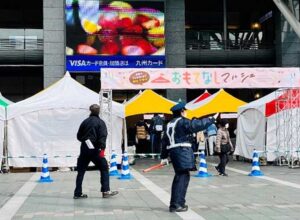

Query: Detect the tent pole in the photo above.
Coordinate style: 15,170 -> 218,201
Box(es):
2,107 -> 9,173
123,118 -> 128,152
99,89 -> 113,156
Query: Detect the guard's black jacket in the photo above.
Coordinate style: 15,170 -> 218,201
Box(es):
161,117 -> 213,171
77,114 -> 107,151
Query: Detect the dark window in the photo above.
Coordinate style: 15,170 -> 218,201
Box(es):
185,0 -> 275,49
71,73 -> 100,93
0,66 -> 43,101
0,0 -> 43,28
185,0 -> 276,66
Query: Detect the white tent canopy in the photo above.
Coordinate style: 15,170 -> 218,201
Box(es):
7,72 -> 125,167
0,92 -> 13,105
0,106 -> 5,169
235,90 -> 284,161
186,90 -> 211,109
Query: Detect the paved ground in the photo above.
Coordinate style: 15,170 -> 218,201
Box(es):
0,156 -> 300,220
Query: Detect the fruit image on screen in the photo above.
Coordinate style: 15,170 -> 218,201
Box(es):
66,0 -> 165,71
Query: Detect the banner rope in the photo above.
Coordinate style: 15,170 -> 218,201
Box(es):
1,150 -> 298,159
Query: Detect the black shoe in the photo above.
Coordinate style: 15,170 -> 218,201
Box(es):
219,173 -> 228,176
73,194 -> 88,199
102,191 -> 118,198
169,205 -> 188,212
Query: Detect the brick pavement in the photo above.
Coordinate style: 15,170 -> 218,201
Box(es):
0,157 -> 299,220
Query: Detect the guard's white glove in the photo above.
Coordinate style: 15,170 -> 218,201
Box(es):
160,159 -> 169,165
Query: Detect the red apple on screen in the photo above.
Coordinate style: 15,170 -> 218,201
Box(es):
134,14 -> 151,25
100,40 -> 120,55
119,35 -> 141,47
118,17 -> 133,29
98,9 -> 119,30
98,29 -> 118,43
136,7 -> 163,29
121,25 -> 143,35
141,18 -> 160,30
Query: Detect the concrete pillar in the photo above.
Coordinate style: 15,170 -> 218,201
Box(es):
165,0 -> 187,102
43,0 -> 65,88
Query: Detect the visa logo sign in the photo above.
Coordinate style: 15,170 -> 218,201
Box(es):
69,60 -> 87,66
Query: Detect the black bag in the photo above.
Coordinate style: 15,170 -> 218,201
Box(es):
221,143 -> 231,153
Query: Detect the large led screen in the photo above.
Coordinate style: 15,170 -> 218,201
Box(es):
66,0 -> 165,72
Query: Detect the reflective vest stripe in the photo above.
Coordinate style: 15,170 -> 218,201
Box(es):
167,143 -> 192,149
166,118 -> 192,150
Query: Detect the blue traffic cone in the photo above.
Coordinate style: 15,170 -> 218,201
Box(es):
38,154 -> 53,182
109,151 -> 120,176
194,151 -> 212,178
118,152 -> 133,180
248,150 -> 264,176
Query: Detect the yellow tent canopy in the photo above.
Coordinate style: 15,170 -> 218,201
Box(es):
187,89 -> 247,118
125,89 -> 176,117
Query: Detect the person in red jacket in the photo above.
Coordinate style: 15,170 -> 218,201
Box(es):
74,104 -> 118,199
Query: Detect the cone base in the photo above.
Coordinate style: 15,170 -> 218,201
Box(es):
194,172 -> 212,178
38,177 -> 53,183
109,171 -> 120,176
248,170 -> 264,176
118,174 -> 133,180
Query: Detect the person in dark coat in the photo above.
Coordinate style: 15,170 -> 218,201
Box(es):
149,113 -> 165,155
214,119 -> 234,176
160,102 -> 214,212
74,104 -> 118,199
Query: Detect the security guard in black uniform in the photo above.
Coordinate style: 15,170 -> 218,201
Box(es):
74,104 -> 118,199
160,102 -> 214,212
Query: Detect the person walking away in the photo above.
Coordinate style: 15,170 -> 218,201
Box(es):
149,113 -> 165,156
74,104 -> 118,199
135,119 -> 149,153
207,121 -> 218,156
214,119 -> 234,176
160,102 -> 215,212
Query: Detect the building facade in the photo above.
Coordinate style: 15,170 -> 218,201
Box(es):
0,0 -> 299,102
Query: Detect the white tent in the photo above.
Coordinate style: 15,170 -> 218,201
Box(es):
185,90 -> 211,109
235,89 -> 284,161
7,72 -> 125,167
0,92 -> 13,105
0,93 -> 13,170
0,106 -> 5,169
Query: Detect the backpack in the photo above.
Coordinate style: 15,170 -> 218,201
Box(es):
153,116 -> 164,132
136,125 -> 147,139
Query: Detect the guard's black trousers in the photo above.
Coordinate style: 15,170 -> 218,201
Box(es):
170,170 -> 190,208
74,149 -> 110,196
